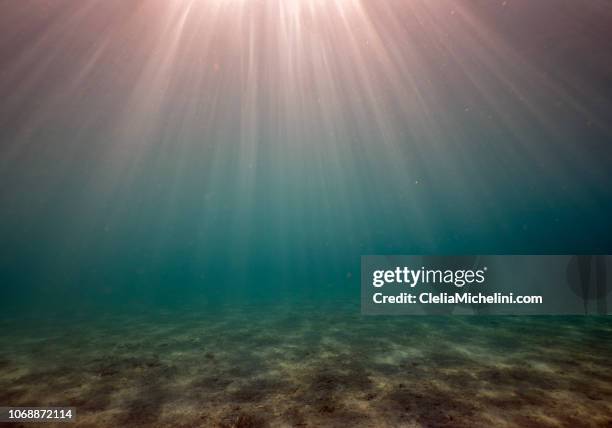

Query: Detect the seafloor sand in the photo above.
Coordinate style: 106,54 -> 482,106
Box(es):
1,305 -> 611,427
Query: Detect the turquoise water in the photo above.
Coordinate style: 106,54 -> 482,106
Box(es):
1,0 -> 612,316
1,1 -> 612,426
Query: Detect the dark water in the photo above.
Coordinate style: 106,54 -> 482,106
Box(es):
1,0 -> 612,426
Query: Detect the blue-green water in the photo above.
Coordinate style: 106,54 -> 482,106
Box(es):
1,1 -> 612,426
1,0 -> 611,317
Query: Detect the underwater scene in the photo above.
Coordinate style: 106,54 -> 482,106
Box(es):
1,0 -> 612,426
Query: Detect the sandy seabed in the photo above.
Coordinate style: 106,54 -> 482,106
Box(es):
1,305 -> 611,427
